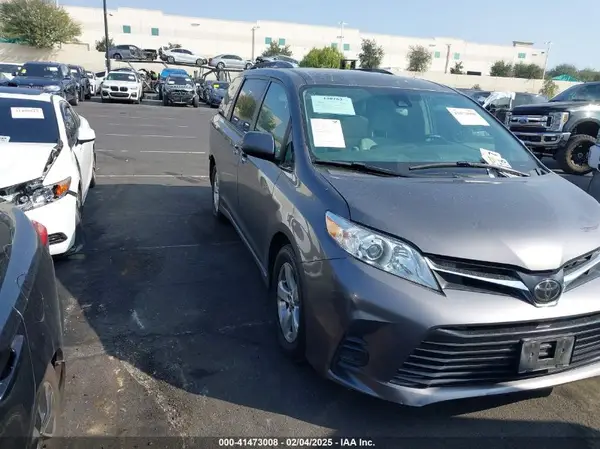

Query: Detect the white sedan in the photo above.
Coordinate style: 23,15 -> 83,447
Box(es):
0,87 -> 96,256
100,70 -> 143,103
161,48 -> 207,66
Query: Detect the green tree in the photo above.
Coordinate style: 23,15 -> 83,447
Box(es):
236,94 -> 257,119
539,79 -> 558,98
0,0 -> 81,49
546,63 -> 578,80
450,61 -> 464,74
490,60 -> 513,77
406,45 -> 431,72
358,38 -> 384,69
577,68 -> 600,82
261,41 -> 292,57
299,46 -> 345,68
513,62 -> 543,79
95,36 -> 114,52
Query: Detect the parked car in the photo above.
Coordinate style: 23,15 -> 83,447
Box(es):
482,91 -> 547,123
86,70 -> 100,95
68,64 -> 92,101
95,70 -> 107,86
255,55 -> 298,67
143,48 -> 158,61
156,68 -> 188,100
162,74 -> 199,107
108,44 -> 145,60
209,68 -> 600,407
161,48 -> 207,66
457,88 -> 492,105
0,87 -> 96,256
507,81 -> 600,175
208,54 -> 253,70
100,70 -> 143,104
0,62 -> 23,80
0,201 -> 64,449
203,80 -> 229,107
8,61 -> 79,106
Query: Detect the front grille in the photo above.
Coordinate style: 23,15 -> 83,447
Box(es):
119,86 -> 128,92
110,86 -> 118,92
391,312 -> 600,388
509,115 -> 551,129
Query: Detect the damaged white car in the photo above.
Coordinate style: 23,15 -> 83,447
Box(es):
0,87 -> 96,256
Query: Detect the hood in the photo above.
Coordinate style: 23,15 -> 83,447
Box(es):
0,143 -> 57,187
9,77 -> 62,87
212,88 -> 226,96
319,169 -> 600,271
512,101 -> 598,114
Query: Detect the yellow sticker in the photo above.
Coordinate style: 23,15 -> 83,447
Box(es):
20,68 -> 26,74
213,84 -> 219,88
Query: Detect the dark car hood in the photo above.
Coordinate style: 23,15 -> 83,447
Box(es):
9,77 -> 62,87
320,169 -> 600,271
212,89 -> 225,96
512,101 -> 598,114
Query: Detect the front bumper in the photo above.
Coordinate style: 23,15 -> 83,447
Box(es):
209,96 -> 223,106
101,89 -> 139,100
511,131 -> 571,150
165,91 -> 196,104
301,255 -> 600,407
24,193 -> 77,256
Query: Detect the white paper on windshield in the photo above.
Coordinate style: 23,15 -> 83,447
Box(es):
447,107 -> 489,126
310,118 -> 346,148
311,95 -> 356,116
480,148 -> 512,168
167,80 -> 175,84
0,136 -> 10,143
128,75 -> 135,80
47,67 -> 58,72
11,107 -> 44,119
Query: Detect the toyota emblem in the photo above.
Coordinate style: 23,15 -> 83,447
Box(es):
533,279 -> 562,304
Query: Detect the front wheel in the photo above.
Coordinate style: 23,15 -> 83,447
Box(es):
69,93 -> 78,106
113,53 -> 122,60
556,134 -> 595,175
211,164 -> 226,222
90,152 -> 97,188
192,96 -> 199,108
167,56 -> 175,64
163,96 -> 169,106
271,244 -> 306,361
245,63 -> 252,69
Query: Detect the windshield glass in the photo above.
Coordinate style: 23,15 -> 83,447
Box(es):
86,71 -> 94,78
69,68 -> 81,78
0,98 -> 58,143
551,83 -> 600,102
17,64 -> 62,79
168,77 -> 193,85
301,86 -> 541,176
0,64 -> 20,73
514,93 -> 547,107
212,82 -> 229,90
107,72 -> 137,82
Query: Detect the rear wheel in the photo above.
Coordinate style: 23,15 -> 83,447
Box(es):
556,134 -> 595,175
31,362 -> 62,449
192,96 -> 199,108
163,96 -> 169,106
216,62 -> 225,70
167,56 -> 175,64
113,53 -> 122,60
90,152 -> 97,188
196,59 -> 204,66
211,164 -> 226,222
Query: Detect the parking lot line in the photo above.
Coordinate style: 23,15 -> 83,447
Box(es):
106,133 -> 197,139
140,150 -> 205,154
107,123 -> 189,128
97,174 -> 208,178
93,114 -> 177,120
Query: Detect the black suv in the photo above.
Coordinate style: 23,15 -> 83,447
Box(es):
68,64 -> 92,101
8,61 -> 79,105
507,82 -> 600,175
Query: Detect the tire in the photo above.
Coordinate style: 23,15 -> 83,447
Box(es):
211,164 -> 226,222
101,96 -> 107,103
192,96 -> 199,108
216,62 -> 225,70
556,134 -> 595,175
113,53 -> 122,60
69,93 -> 78,106
167,56 -> 175,64
271,244 -> 306,361
245,63 -> 252,69
158,89 -> 163,101
90,152 -> 97,188
31,362 -> 63,449
78,88 -> 85,102
163,96 -> 169,106
196,59 -> 204,66
85,91 -> 91,100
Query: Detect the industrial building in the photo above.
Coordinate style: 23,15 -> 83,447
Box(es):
64,6 -> 548,75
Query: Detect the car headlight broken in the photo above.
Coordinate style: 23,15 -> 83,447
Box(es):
325,211 -> 440,290
15,177 -> 71,211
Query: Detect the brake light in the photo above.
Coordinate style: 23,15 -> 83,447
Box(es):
31,220 -> 48,246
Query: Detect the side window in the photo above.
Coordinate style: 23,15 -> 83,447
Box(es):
183,50 -> 192,55
255,82 -> 290,157
219,75 -> 243,118
281,137 -> 294,169
231,79 -> 269,133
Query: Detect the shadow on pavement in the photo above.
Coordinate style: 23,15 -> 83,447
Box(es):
85,96 -> 215,109
54,182 -> 600,439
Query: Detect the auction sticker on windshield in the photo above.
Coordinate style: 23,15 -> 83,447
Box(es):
311,96 -> 356,116
447,107 -> 489,126
310,118 -> 346,148
11,107 -> 44,119
480,148 -> 511,168
0,136 -> 10,143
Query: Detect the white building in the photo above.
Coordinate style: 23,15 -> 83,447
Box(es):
64,6 -> 548,76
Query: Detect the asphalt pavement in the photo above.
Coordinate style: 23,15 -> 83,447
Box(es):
54,98 -> 600,446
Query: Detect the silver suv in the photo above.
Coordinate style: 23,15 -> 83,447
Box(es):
108,45 -> 144,60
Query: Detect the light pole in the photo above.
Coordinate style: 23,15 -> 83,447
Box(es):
102,0 -> 111,72
251,25 -> 260,61
444,43 -> 451,74
337,21 -> 347,52
542,41 -> 552,80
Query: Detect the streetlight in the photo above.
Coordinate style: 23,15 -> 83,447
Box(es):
337,21 -> 347,51
102,0 -> 110,72
542,41 -> 552,80
251,24 -> 260,61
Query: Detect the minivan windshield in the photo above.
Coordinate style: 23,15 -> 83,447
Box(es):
0,98 -> 59,143
301,86 -> 542,176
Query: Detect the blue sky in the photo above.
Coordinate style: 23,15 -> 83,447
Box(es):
62,0 -> 596,69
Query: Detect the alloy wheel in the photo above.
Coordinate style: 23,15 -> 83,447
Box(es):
277,262 -> 300,343
32,380 -> 57,448
212,170 -> 220,213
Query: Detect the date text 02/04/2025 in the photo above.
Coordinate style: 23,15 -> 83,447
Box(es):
217,438 -> 376,447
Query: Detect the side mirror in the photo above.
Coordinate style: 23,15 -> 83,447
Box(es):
588,144 -> 600,171
77,127 -> 96,144
241,131 -> 275,161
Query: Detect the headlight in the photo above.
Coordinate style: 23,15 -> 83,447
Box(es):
549,112 -> 569,131
43,85 -> 61,92
325,212 -> 439,290
15,177 -> 71,211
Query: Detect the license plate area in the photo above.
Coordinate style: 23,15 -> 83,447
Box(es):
518,336 -> 575,374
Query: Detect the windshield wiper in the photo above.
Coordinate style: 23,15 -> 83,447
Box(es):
313,160 -> 403,177
408,161 -> 530,177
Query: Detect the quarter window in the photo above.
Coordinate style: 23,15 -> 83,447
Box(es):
219,75 -> 243,118
231,79 -> 269,132
255,82 -> 290,157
